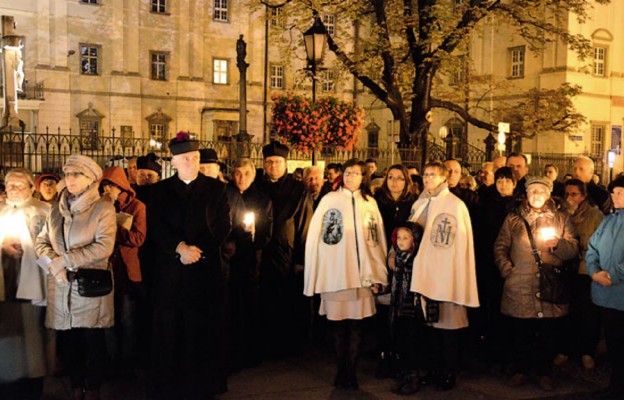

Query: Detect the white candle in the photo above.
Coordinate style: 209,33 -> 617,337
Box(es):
243,212 -> 255,227
540,227 -> 556,241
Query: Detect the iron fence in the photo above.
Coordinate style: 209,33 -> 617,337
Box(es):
3,129 -> 603,181
0,129 -> 457,178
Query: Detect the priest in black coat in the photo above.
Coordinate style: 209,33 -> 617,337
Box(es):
224,158 -> 273,370
146,132 -> 231,400
255,141 -> 313,358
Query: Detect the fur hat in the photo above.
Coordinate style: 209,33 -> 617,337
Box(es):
63,155 -> 102,182
525,175 -> 553,192
262,140 -> 289,159
168,131 -> 199,155
137,152 -> 162,174
199,148 -> 219,164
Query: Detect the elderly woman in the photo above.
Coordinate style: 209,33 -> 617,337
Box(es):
408,160 -> 479,391
495,176 -> 578,391
586,176 -> 624,400
36,155 -> 116,400
305,158 -> 388,390
0,168 -> 50,400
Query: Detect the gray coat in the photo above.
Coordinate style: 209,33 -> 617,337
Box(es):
494,199 -> 578,319
35,185 -> 117,330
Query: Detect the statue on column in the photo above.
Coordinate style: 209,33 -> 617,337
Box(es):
1,15 -> 25,131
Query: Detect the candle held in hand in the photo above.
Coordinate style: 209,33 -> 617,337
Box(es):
540,227 -> 556,241
243,212 -> 255,227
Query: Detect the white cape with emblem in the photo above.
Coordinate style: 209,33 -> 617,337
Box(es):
409,187 -> 479,307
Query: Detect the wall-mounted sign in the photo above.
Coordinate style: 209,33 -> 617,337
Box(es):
570,135 -> 583,141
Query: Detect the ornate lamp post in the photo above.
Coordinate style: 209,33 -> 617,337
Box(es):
303,16 -> 328,165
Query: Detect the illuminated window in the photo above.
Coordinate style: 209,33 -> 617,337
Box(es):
213,59 -> 228,84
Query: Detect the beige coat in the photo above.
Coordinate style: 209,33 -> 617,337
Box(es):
35,184 -> 117,330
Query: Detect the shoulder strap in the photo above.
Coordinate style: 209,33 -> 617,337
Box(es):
518,214 -> 542,266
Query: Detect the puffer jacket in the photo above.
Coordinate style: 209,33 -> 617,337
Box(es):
35,184 -> 117,330
101,167 -> 147,283
494,198 -> 578,319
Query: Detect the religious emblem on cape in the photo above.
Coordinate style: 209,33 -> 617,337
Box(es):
322,209 -> 343,245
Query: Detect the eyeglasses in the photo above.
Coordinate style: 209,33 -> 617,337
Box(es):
565,192 -> 581,197
343,171 -> 362,177
387,176 -> 406,182
423,173 -> 439,178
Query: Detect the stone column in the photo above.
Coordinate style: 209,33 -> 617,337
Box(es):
236,35 -> 251,158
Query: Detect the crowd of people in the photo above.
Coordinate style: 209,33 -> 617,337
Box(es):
1,132 -> 624,400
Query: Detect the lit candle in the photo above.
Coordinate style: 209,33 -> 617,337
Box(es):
540,227 -> 556,241
243,212 -> 255,228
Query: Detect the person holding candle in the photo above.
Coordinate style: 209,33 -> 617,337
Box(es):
495,176 -> 578,391
0,168 -> 51,400
224,158 -> 273,371
35,155 -> 117,400
305,158 -> 388,390
586,175 -> 624,400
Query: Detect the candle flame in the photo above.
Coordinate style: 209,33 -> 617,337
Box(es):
540,227 -> 556,241
243,212 -> 255,226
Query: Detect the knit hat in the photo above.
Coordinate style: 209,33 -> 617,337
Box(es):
63,154 -> 102,182
137,152 -> 162,174
262,140 -> 289,159
168,131 -> 199,155
525,176 -> 553,192
199,148 -> 219,164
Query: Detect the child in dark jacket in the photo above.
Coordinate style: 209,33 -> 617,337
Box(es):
388,222 -> 424,395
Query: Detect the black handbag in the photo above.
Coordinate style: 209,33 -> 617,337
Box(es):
61,218 -> 113,298
69,268 -> 113,297
520,216 -> 571,304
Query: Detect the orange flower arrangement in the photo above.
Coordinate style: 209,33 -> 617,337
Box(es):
271,93 -> 364,153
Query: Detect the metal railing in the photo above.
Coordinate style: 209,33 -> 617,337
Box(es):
6,129 -> 604,181
0,129 -> 462,178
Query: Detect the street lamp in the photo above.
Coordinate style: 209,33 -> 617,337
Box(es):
303,16 -> 328,165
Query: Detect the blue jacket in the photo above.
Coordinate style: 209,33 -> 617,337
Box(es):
586,209 -> 624,311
